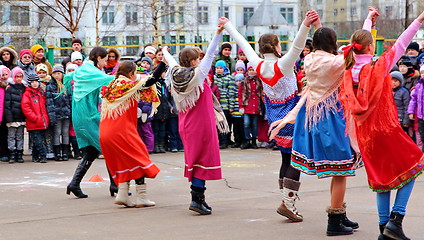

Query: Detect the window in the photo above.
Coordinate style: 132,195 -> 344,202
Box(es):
102,6 -> 115,24
198,6 -> 208,24
170,36 -> 176,53
280,35 -> 287,52
218,6 -> 230,18
0,38 -> 4,46
280,7 -> 293,24
126,6 -> 138,25
340,8 -> 345,12
126,36 -> 139,56
170,6 -> 175,23
102,36 -> 116,46
243,7 -> 254,25
333,9 -> 338,17
179,35 -> 185,44
351,7 -> 357,16
60,38 -> 72,56
178,6 -> 184,24
10,6 -> 30,26
247,36 -> 255,50
223,34 -> 230,42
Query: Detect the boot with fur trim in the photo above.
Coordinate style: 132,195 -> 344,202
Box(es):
341,202 -> 359,229
276,178 -> 303,222
326,207 -> 354,236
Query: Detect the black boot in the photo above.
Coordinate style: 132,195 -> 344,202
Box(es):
66,147 -> 97,198
189,186 -> 212,215
379,223 -> 395,240
383,212 -> 410,240
158,142 -> 166,153
342,202 -> 359,229
53,145 -> 62,161
71,137 -> 81,159
61,144 -> 69,161
153,143 -> 160,153
251,138 -> 258,149
109,170 -> 118,197
326,207 -> 354,236
8,150 -> 15,164
15,149 -> 24,163
240,140 -> 251,149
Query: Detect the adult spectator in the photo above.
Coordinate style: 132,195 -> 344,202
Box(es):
212,42 -> 236,73
0,47 -> 18,70
30,44 -> 53,75
105,48 -> 121,74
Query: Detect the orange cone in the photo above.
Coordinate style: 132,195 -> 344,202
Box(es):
89,174 -> 104,182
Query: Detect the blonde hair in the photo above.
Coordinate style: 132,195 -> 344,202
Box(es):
344,30 -> 374,70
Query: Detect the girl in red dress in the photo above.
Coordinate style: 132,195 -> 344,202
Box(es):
100,60 -> 166,208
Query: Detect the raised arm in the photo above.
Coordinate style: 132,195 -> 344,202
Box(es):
198,31 -> 222,75
278,10 -> 317,76
145,61 -> 167,87
162,47 -> 178,70
388,11 -> 424,70
222,19 -> 262,68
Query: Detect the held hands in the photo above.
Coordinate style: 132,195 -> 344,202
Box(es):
418,10 -> 424,23
303,10 -> 320,28
217,17 -> 229,34
367,6 -> 380,26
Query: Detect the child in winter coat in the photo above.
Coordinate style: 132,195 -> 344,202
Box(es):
233,60 -> 246,76
65,63 -> 81,159
238,67 -> 263,149
398,58 -> 419,91
229,73 -> 245,148
0,70 -> 6,162
36,63 -> 52,90
4,68 -> 27,163
21,74 -> 49,163
408,65 -> 424,151
47,65 -> 72,161
214,60 -> 234,149
391,71 -> 411,133
71,52 -> 83,66
152,71 -> 170,153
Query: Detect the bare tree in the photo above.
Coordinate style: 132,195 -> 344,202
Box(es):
6,0 -> 89,38
92,0 -> 113,46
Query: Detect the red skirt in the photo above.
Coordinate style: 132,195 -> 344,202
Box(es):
100,101 -> 160,183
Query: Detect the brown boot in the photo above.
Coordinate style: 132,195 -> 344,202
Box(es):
276,178 -> 303,222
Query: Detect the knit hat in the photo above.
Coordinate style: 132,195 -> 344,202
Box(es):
30,44 -> 44,55
215,60 -> 228,70
52,64 -> 64,73
19,49 -> 33,59
235,60 -> 246,72
66,63 -> 78,73
420,65 -> 424,73
72,38 -> 82,45
391,71 -> 404,84
237,48 -> 244,54
35,63 -> 48,73
71,51 -> 83,62
27,73 -> 40,82
11,67 -> 24,81
235,73 -> 244,81
407,42 -> 420,52
144,46 -> 156,55
398,58 -> 413,67
141,56 -> 153,66
0,65 -> 11,75
221,42 -> 232,52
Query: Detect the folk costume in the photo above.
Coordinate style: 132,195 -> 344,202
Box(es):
340,19 -> 424,240
163,32 -> 229,215
224,20 -> 312,222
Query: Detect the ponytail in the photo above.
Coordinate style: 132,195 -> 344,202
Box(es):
344,30 -> 373,70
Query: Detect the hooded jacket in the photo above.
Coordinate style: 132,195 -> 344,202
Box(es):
46,78 -> 72,125
4,83 -> 26,123
0,47 -> 18,70
21,85 -> 49,130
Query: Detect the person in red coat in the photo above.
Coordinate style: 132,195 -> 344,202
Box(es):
21,74 -> 49,163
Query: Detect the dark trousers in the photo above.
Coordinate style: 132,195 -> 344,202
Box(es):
30,129 -> 47,159
232,116 -> 244,144
219,110 -> 232,146
0,121 -> 8,158
244,114 -> 259,140
152,119 -> 167,144
419,119 -> 424,152
168,117 -> 183,150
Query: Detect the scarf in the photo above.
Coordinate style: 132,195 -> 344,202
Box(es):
105,60 -> 118,69
101,75 -> 160,120
170,66 -> 229,133
241,74 -> 262,106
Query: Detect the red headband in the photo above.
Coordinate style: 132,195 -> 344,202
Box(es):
342,41 -> 363,58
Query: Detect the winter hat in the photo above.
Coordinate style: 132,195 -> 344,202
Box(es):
66,63 -> 78,73
27,73 -> 40,82
221,42 -> 232,52
420,65 -> 424,73
235,73 -> 244,81
215,60 -> 228,70
141,56 -> 153,66
407,42 -> 420,53
52,64 -> 64,73
144,46 -> 156,55
0,65 -> 11,75
19,49 -> 33,59
11,67 -> 24,81
398,58 -> 413,67
36,63 -> 49,73
235,60 -> 246,72
72,38 -> 82,45
30,44 -> 44,55
71,51 -> 83,62
391,71 -> 404,84
237,48 -> 244,54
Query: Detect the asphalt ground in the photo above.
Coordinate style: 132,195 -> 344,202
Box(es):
0,148 -> 423,240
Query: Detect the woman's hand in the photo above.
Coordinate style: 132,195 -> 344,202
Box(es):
303,10 -> 319,28
367,6 -> 380,27
217,18 -> 227,34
